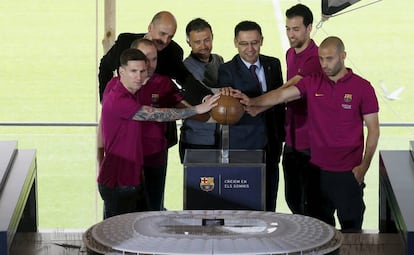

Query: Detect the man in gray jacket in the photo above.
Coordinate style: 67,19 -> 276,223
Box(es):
179,18 -> 224,162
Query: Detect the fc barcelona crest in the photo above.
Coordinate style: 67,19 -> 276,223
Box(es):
200,177 -> 215,192
343,93 -> 353,103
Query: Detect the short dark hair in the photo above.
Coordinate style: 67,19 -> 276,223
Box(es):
234,21 -> 262,38
285,4 -> 313,27
185,18 -> 212,37
120,48 -> 147,66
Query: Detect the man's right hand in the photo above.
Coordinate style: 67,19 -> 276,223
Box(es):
195,93 -> 220,114
231,90 -> 252,106
218,87 -> 240,97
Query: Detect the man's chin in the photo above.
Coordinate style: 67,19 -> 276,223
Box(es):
156,45 -> 167,51
195,53 -> 209,59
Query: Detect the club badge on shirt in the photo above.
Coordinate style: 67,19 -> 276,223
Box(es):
344,93 -> 353,103
151,93 -> 160,107
342,93 -> 353,109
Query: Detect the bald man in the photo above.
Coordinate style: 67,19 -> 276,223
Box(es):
99,11 -> 213,152
235,36 -> 380,232
131,38 -> 190,211
98,48 -> 219,218
98,11 -> 212,105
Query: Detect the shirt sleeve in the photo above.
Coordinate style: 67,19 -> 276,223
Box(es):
294,76 -> 310,98
105,91 -> 142,120
361,82 -> 379,115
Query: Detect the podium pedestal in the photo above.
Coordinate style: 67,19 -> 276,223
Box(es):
183,149 -> 265,210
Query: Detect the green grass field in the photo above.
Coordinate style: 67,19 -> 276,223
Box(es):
1,0 -> 413,230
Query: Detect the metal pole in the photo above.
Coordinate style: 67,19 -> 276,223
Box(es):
220,124 -> 229,163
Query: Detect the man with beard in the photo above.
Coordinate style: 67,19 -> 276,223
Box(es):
98,48 -> 219,218
282,4 -> 323,217
234,36 -> 380,233
98,11 -> 211,104
179,18 -> 224,162
98,11 -> 213,156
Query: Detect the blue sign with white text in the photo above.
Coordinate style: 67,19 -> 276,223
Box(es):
184,165 -> 265,210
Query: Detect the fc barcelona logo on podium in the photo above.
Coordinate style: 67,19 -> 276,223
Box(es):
200,177 -> 215,192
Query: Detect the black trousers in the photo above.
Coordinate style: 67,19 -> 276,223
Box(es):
143,164 -> 167,211
265,157 -> 279,212
282,145 -> 319,217
318,170 -> 366,232
98,184 -> 148,219
265,142 -> 283,212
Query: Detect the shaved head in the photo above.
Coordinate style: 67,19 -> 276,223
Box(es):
150,11 -> 177,30
146,11 -> 177,51
318,36 -> 347,81
320,36 -> 345,54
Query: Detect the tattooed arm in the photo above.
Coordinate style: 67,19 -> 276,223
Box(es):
133,106 -> 198,122
133,93 -> 220,122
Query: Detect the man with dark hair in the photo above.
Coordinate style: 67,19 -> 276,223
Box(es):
98,11 -> 213,155
132,39 -> 188,211
179,18 -> 224,162
235,36 -> 380,232
98,48 -> 219,218
282,4 -> 323,216
217,21 -> 285,212
101,39 -> 194,211
98,11 -> 211,104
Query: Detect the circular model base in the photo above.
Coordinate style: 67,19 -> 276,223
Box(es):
84,210 -> 342,255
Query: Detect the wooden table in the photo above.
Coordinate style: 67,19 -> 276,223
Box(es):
10,231 -> 404,255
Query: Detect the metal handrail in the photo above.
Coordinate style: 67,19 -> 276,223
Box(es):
0,122 -> 98,127
0,122 -> 414,127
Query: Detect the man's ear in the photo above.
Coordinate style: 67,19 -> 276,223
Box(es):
118,66 -> 125,75
306,24 -> 313,34
147,23 -> 152,34
341,51 -> 347,61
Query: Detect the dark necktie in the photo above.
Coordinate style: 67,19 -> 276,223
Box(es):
249,65 -> 262,92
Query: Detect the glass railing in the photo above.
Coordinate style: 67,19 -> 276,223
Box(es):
1,122 -> 413,230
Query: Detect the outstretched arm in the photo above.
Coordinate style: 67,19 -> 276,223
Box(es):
281,74 -> 303,89
352,112 -> 380,183
133,93 -> 219,122
235,85 -> 302,107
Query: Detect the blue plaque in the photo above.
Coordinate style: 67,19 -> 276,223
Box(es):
184,149 -> 265,210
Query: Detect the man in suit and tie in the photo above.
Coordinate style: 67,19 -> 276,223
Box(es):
217,21 -> 285,212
